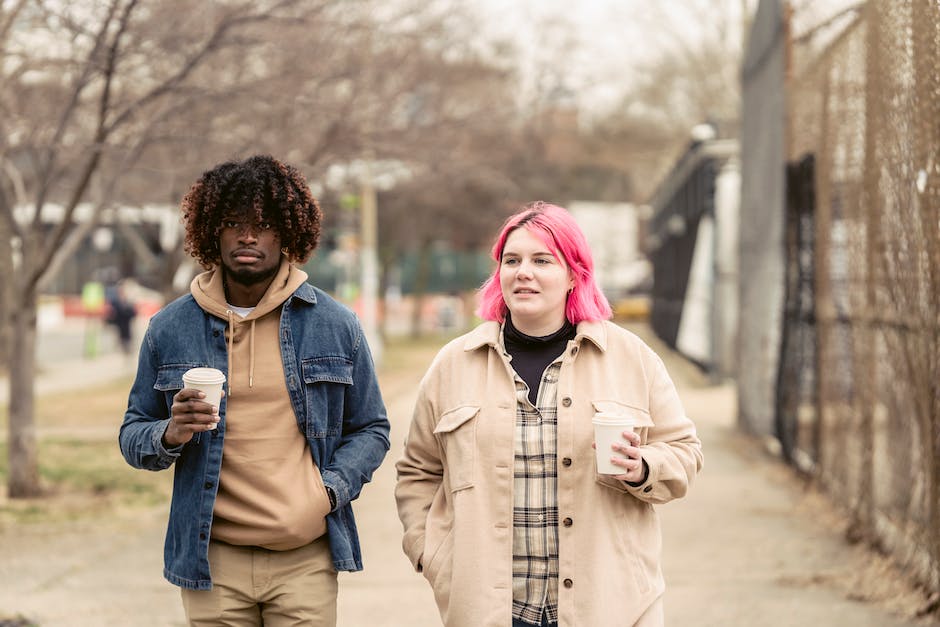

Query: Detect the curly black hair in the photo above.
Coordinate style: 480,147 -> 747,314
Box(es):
181,155 -> 322,268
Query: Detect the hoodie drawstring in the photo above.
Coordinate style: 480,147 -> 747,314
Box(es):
226,310 -> 235,397
224,310 -> 257,395
249,319 -> 256,389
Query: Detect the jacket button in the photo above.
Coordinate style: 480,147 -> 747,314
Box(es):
199,533 -> 207,541
212,330 -> 220,337
570,346 -> 578,356
563,578 -> 573,588
563,517 -> 573,527
643,485 -> 653,493
562,457 -> 572,467
204,482 -> 213,489
561,397 -> 572,407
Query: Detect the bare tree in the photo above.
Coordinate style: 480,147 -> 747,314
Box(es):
572,0 -> 752,201
2,0 -> 742,497
0,0 -> 32,373
0,0 -> 328,497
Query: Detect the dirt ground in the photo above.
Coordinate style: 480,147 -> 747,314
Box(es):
1,324 -> 937,626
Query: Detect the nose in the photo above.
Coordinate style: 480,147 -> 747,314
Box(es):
515,259 -> 534,278
237,224 -> 260,241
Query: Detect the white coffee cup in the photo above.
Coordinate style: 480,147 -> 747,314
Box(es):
592,412 -> 637,474
181,367 -> 226,429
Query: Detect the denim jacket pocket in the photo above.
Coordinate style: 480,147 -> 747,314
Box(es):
155,364 -> 202,403
433,405 -> 479,492
302,356 -> 354,437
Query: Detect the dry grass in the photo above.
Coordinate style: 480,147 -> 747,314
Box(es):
0,372 -> 173,525
0,336 -> 450,526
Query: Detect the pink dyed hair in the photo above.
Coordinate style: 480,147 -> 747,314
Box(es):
476,201 -> 612,323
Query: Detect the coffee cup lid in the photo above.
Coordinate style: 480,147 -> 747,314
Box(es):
592,412 -> 636,425
182,367 -> 226,384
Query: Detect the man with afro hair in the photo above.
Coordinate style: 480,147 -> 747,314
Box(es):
120,154 -> 390,626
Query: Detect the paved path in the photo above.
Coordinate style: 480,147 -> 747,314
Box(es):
0,324 -> 932,626
0,317 -> 138,407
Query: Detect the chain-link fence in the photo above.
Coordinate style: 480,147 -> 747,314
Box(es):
779,0 -> 940,594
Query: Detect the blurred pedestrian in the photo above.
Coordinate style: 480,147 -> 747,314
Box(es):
105,279 -> 137,355
395,201 -> 703,627
119,155 -> 390,626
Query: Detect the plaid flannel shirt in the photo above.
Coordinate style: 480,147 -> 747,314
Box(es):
510,356 -> 563,625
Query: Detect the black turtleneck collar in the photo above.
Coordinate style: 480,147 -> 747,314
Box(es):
503,315 -> 576,346
503,315 -> 577,406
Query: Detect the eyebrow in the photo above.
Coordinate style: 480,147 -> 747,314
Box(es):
502,250 -> 555,259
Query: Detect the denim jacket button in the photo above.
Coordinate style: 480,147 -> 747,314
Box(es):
204,482 -> 213,489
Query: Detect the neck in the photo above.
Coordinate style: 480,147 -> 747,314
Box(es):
507,313 -> 568,338
223,272 -> 275,307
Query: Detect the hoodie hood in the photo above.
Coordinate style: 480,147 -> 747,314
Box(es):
190,256 -> 308,395
190,256 -> 308,321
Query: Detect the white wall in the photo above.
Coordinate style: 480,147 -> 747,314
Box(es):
568,201 -> 645,297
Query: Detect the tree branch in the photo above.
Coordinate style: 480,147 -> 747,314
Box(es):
0,0 -> 30,46
33,0 -> 122,227
105,1 -> 302,135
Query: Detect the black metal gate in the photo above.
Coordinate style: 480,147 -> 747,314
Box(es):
774,154 -> 818,471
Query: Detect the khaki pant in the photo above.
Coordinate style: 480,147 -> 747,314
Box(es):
181,536 -> 337,626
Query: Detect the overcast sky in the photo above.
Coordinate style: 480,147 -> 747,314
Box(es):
473,0 -> 756,115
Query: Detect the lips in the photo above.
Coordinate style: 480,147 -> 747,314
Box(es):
232,248 -> 262,259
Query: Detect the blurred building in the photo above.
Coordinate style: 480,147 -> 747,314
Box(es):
567,201 -> 650,301
645,132 -> 740,380
13,202 -> 180,295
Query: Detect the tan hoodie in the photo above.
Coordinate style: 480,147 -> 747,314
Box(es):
191,258 -> 331,550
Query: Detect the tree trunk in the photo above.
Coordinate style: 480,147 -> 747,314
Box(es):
0,280 -> 10,375
7,285 -> 40,497
0,212 -> 12,373
410,239 -> 432,339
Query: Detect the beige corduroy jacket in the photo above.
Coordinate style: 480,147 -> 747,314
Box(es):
395,320 -> 703,627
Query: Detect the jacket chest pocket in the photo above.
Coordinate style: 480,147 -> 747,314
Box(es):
154,364 -> 201,412
590,399 -> 655,443
433,405 -> 479,492
302,357 -> 354,437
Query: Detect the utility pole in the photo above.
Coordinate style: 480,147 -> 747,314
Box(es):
359,21 -> 382,366
360,160 -> 382,367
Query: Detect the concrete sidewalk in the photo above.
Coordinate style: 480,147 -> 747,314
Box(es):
0,315 -> 140,408
0,352 -> 134,408
0,325 -> 929,626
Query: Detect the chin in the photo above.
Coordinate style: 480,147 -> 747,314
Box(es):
509,307 -> 544,320
227,265 -> 278,286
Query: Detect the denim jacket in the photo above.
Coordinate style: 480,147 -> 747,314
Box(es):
119,282 -> 390,590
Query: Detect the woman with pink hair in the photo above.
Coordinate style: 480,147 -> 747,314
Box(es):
396,201 -> 702,627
